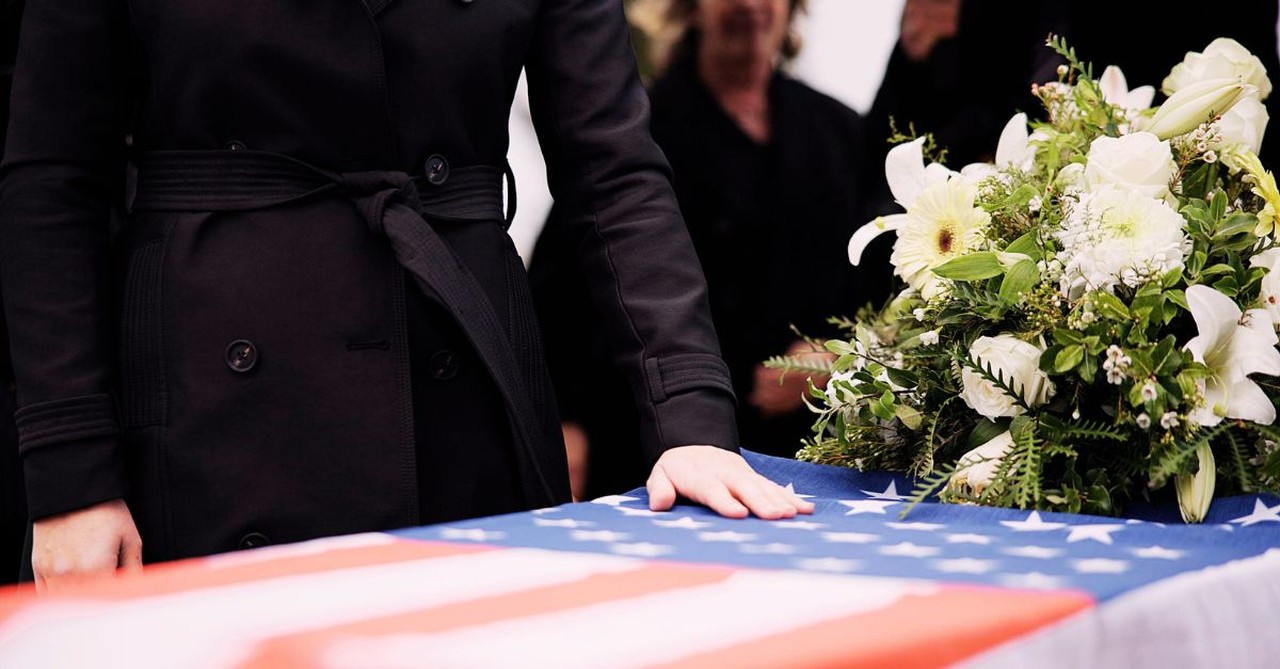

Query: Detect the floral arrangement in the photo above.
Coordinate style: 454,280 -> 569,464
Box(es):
778,37 -> 1280,522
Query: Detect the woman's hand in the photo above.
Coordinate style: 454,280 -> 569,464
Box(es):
646,445 -> 814,519
32,499 -> 142,593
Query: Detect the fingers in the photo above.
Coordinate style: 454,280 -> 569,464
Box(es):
695,483 -> 750,519
646,465 -> 678,511
726,476 -> 796,520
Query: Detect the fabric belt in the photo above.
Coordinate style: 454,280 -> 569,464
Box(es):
130,149 -> 558,508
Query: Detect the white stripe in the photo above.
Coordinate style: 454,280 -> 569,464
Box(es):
0,548 -> 640,669
321,571 -> 937,669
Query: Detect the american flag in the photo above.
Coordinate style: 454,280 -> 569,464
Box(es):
1,451 -> 1278,668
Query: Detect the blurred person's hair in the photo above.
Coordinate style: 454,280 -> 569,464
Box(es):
628,0 -> 809,76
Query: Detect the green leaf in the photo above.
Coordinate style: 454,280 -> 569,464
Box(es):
1054,345 -> 1084,373
967,419 -> 1005,448
884,366 -> 919,388
999,259 -> 1041,303
895,403 -> 923,430
932,252 -> 1004,281
1005,232 -> 1042,259
1090,291 -> 1130,320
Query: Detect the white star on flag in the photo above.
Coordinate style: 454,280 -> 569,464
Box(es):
821,532 -> 879,544
740,543 -> 798,555
1065,524 -> 1124,545
1130,545 -> 1185,560
1000,511 -> 1067,532
440,528 -> 507,542
945,533 -> 992,545
615,507 -> 667,517
532,518 -> 596,529
698,531 -> 759,543
610,542 -> 674,558
592,495 -> 640,506
795,557 -> 862,573
652,517 -> 713,530
839,500 -> 898,515
570,530 -> 632,542
1072,558 -> 1129,574
860,481 -> 911,501
1229,499 -> 1280,526
531,507 -> 560,515
878,542 -> 941,558
933,558 -> 998,574
783,483 -> 815,499
773,520 -> 827,530
999,572 -> 1063,590
1000,545 -> 1063,559
885,521 -> 945,532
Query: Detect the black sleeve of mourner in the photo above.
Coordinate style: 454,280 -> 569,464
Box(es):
524,0 -> 739,462
0,0 -> 133,520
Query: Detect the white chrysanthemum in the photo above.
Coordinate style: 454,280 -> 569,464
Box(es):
1055,187 -> 1189,298
890,179 -> 991,300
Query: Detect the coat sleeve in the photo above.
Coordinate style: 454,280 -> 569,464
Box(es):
0,0 -> 133,520
523,0 -> 739,462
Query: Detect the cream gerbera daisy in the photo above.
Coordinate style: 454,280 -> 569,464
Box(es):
890,178 -> 991,299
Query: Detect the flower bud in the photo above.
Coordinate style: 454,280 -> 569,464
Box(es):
1175,443 -> 1216,523
1144,78 -> 1254,139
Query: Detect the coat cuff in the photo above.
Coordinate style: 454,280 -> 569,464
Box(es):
15,395 -> 128,520
644,353 -> 739,459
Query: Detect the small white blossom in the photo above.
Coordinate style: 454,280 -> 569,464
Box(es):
919,330 -> 940,346
1140,378 -> 1159,401
1057,64 -> 1069,77
1136,413 -> 1152,430
1028,195 -> 1043,212
1204,150 -> 1218,164
1160,412 -> 1180,430
913,307 -> 927,322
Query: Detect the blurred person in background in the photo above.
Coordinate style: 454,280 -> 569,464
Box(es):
1,0 -> 24,585
863,0 -> 1042,216
531,0 -> 893,500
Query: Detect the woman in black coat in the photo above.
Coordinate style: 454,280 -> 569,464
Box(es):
1,0 -> 809,589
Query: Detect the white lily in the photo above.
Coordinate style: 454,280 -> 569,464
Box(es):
995,113 -> 1036,171
848,137 -> 954,265
1099,65 -> 1155,114
1183,284 -> 1280,426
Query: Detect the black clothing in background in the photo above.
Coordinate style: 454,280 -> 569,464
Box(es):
1,0 -> 25,585
866,0 -> 1043,206
532,57 -> 893,479
1033,0 -> 1280,161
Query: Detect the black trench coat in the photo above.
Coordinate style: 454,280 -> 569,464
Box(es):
0,0 -> 737,564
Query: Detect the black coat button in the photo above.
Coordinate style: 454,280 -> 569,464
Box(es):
239,532 -> 270,549
226,140 -> 247,151
226,340 -> 258,373
424,154 -> 450,185
429,349 -> 460,380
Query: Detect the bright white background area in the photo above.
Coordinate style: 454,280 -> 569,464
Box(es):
505,0 -> 906,262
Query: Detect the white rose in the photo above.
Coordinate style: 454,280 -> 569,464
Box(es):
1215,93 -> 1269,163
1250,247 -> 1280,322
1163,37 -> 1272,100
948,430 -> 1014,497
959,335 -> 1055,419
1084,132 -> 1176,198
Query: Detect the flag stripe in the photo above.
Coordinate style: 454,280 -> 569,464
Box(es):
235,562 -> 739,669
305,570 -> 938,669
660,585 -> 1093,669
0,547 -> 641,669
